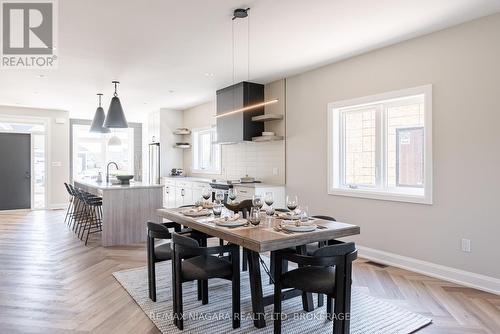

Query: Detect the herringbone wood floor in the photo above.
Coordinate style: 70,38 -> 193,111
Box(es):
0,210 -> 498,333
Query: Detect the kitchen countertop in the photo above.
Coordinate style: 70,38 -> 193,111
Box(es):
75,179 -> 164,190
161,176 -> 284,188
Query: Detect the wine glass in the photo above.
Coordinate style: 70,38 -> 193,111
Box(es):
299,205 -> 309,223
265,205 -> 275,225
228,187 -> 237,203
215,190 -> 225,203
286,195 -> 298,218
264,192 -> 274,207
248,207 -> 261,226
252,195 -> 264,210
202,187 -> 211,202
212,200 -> 223,217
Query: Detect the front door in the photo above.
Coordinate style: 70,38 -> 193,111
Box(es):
0,133 -> 31,210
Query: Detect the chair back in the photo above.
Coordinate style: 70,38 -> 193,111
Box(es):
147,222 -> 172,239
64,182 -> 73,196
224,199 -> 253,218
312,242 -> 356,258
172,232 -> 201,257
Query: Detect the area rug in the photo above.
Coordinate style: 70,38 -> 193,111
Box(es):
113,261 -> 431,333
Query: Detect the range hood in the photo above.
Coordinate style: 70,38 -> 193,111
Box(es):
216,81 -> 264,144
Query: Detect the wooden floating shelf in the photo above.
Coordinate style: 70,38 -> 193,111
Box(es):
251,114 -> 284,122
173,144 -> 191,149
173,128 -> 191,135
252,135 -> 284,142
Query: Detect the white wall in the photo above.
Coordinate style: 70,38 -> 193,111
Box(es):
285,13 -> 500,279
182,80 -> 286,185
0,106 -> 69,208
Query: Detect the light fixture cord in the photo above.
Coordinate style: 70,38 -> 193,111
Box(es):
114,82 -> 118,97
232,19 -> 235,85
247,12 -> 250,81
98,94 -> 102,107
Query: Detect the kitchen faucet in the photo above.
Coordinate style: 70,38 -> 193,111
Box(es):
106,162 -> 119,183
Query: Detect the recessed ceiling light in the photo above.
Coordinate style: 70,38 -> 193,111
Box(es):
168,90 -> 174,93
143,102 -> 148,105
204,72 -> 215,77
37,74 -> 46,78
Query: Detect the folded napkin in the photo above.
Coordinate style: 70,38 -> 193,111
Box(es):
281,219 -> 315,226
182,206 -> 210,215
214,213 -> 241,223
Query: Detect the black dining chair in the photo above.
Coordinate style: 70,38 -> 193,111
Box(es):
269,215 -> 338,283
224,199 -> 253,270
171,232 -> 240,330
147,222 -> 206,302
273,242 -> 357,334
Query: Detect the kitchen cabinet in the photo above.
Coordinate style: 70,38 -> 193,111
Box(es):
233,185 -> 286,208
191,182 -> 206,203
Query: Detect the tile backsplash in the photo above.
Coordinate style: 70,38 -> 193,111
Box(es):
187,140 -> 285,184
221,141 -> 285,184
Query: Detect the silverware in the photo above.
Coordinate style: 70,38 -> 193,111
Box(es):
316,225 -> 328,229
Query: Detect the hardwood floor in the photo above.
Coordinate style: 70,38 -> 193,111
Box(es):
0,209 -> 498,333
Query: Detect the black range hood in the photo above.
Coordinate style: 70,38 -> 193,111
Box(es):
216,81 -> 264,144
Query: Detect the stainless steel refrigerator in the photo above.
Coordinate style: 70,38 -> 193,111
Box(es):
149,142 -> 160,184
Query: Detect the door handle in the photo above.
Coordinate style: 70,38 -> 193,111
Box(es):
25,172 -> 31,179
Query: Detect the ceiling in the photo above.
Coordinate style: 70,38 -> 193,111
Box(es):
1,0 -> 499,121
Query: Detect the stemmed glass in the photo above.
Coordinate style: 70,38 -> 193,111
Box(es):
252,195 -> 264,210
212,200 -> 223,217
228,187 -> 237,204
286,195 -> 298,219
215,190 -> 224,203
298,205 -> 309,226
264,192 -> 274,207
202,187 -> 211,203
248,207 -> 261,226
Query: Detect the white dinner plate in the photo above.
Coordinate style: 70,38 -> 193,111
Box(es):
282,224 -> 317,232
182,209 -> 212,217
215,219 -> 248,227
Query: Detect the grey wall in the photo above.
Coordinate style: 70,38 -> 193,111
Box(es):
285,13 -> 500,279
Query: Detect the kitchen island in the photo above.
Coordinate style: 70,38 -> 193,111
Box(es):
74,179 -> 164,246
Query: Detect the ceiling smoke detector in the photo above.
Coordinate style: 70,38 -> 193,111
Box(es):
232,8 -> 250,20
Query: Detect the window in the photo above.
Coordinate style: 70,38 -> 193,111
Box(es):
72,124 -> 134,180
328,85 -> 432,204
192,127 -> 221,174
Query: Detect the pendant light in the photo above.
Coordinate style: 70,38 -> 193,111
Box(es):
108,135 -> 122,146
104,81 -> 128,128
89,93 -> 110,133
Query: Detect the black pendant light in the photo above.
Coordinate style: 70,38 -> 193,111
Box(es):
104,81 -> 128,128
90,93 -> 110,133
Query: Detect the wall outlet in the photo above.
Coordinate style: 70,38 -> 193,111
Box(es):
272,167 -> 279,176
461,238 -> 471,253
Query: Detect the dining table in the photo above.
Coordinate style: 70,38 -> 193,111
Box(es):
157,207 -> 360,329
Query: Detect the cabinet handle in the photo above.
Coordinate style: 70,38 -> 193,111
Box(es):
239,190 -> 248,193
166,186 -> 169,194
181,188 -> 185,197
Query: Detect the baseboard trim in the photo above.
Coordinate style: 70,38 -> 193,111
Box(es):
358,246 -> 500,295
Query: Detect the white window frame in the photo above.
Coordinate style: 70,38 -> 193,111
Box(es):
327,85 -> 433,204
192,126 -> 221,174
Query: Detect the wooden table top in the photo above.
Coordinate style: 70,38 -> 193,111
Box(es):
157,208 -> 360,253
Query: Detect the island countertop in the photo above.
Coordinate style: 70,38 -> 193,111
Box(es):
75,179 -> 164,191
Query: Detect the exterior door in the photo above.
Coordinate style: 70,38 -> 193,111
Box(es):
0,133 -> 31,210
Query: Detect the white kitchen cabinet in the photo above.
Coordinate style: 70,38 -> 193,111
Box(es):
191,182 -> 207,203
175,184 -> 193,207
233,185 -> 286,208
